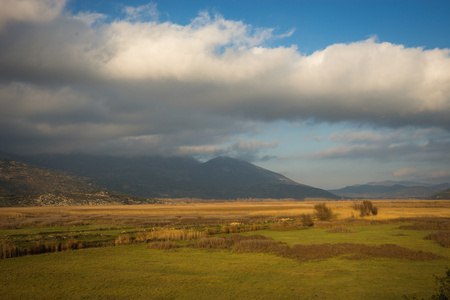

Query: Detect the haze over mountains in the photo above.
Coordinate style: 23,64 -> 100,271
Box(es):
0,152 -> 338,202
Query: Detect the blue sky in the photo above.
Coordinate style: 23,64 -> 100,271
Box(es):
0,0 -> 449,189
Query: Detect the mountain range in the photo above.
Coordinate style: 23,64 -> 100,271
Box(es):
0,152 -> 338,202
2,151 -> 449,205
328,181 -> 450,199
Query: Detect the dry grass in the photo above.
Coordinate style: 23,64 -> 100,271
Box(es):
1,200 -> 448,229
0,238 -> 84,259
135,228 -> 207,242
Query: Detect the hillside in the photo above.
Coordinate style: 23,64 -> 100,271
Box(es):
15,153 -> 338,200
329,181 -> 450,199
429,189 -> 450,200
0,159 -> 158,206
0,159 -> 95,195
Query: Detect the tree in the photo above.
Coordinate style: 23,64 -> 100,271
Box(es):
314,203 -> 333,221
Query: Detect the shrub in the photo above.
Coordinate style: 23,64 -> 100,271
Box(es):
300,214 -> 314,227
314,203 -> 333,221
432,268 -> 450,300
358,200 -> 378,217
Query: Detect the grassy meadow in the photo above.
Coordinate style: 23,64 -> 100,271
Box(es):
0,200 -> 449,299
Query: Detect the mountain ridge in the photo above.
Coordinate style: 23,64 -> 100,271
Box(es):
2,152 -> 338,200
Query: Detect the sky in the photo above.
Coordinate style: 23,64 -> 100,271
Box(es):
0,0 -> 449,189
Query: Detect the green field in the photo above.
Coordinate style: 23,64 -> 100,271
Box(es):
1,222 -> 448,299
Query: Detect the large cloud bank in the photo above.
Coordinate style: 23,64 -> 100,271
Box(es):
0,0 -> 449,156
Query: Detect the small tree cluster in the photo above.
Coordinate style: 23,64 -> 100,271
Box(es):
357,200 -> 378,217
314,203 -> 333,221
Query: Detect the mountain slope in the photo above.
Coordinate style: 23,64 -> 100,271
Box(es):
329,181 -> 450,199
18,153 -> 337,200
0,159 -> 95,195
429,189 -> 450,200
0,158 -> 156,206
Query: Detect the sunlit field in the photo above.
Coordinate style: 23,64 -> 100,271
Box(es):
1,199 -> 449,299
1,200 -> 449,228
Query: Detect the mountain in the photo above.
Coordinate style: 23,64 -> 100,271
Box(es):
0,158 -> 158,206
429,189 -> 450,200
329,181 -> 450,199
10,153 -> 338,200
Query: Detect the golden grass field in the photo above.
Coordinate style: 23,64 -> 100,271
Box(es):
1,199 -> 449,228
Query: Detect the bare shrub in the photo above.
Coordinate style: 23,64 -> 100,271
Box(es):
300,214 -> 314,227
425,231 -> 450,248
314,203 -> 333,221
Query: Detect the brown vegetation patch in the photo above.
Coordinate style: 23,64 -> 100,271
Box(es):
425,231 -> 450,248
397,218 -> 450,231
326,227 -> 355,233
147,241 -> 179,250
187,234 -> 445,261
189,235 -> 272,250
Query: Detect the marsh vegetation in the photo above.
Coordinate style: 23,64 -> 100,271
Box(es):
0,200 -> 449,299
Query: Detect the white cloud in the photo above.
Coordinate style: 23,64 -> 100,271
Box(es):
72,11 -> 106,26
0,3 -> 449,160
123,3 -> 159,22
